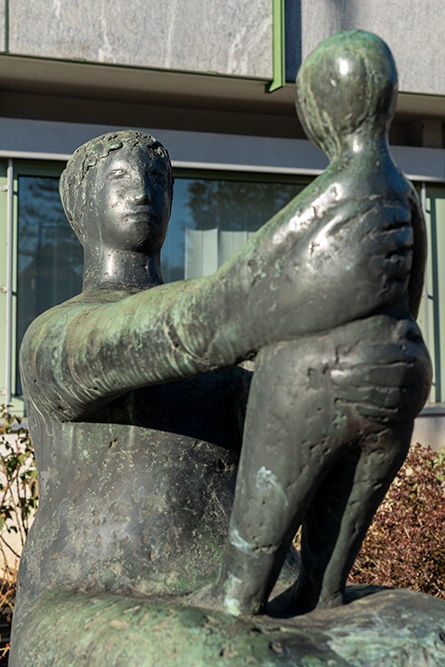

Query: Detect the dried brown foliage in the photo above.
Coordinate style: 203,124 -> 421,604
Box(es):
0,575 -> 14,665
0,408 -> 37,664
349,442 -> 445,598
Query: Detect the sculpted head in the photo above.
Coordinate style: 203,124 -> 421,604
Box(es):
296,30 -> 398,159
60,131 -> 174,253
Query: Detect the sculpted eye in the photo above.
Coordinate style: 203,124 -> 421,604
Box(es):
107,168 -> 128,179
152,182 -> 164,194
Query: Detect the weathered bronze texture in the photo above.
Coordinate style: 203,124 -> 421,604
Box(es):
10,30 -> 433,666
196,29 -> 432,618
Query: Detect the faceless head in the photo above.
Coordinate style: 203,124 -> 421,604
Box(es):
296,30 -> 398,159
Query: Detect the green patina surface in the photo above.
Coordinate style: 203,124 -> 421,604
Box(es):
13,587 -> 445,666
10,30 -> 436,665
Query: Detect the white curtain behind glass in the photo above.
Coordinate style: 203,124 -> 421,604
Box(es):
185,229 -> 255,278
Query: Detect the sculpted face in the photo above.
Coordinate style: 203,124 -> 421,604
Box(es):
87,143 -> 172,253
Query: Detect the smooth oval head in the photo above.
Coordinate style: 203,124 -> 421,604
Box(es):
296,30 -> 398,160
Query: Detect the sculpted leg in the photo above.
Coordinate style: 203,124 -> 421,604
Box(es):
269,423 -> 411,615
281,451 -> 361,614
206,341 -> 347,616
315,422 -> 412,609
195,320 -> 430,617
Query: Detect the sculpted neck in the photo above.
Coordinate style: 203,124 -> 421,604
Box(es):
326,129 -> 390,163
82,244 -> 164,293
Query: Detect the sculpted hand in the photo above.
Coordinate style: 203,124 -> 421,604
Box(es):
294,206 -> 414,332
236,197 -> 417,343
330,318 -> 432,423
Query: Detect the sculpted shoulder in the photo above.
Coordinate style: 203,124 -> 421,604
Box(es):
19,291 -> 124,416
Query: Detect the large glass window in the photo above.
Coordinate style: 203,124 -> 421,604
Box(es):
17,176 -> 83,393
14,168 -> 307,393
162,175 -> 306,281
8,161 -> 445,407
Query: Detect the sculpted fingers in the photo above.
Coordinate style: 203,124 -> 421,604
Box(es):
379,224 -> 413,249
367,228 -> 413,299
371,224 -> 413,287
370,250 -> 413,282
331,359 -> 419,391
330,321 -> 432,422
334,383 -> 405,408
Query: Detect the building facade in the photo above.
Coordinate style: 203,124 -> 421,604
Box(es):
0,0 -> 444,445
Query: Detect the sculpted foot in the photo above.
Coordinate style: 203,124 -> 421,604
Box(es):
186,573 -> 265,617
316,590 -> 345,610
184,583 -> 229,613
267,579 -> 321,617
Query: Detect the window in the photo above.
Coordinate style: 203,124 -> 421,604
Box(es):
1,161 -> 308,410
16,175 -> 83,395
2,158 -> 444,411
417,186 -> 445,404
162,173 -> 306,281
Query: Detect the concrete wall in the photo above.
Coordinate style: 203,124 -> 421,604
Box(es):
412,411 -> 445,453
6,0 -> 273,79
299,0 -> 445,96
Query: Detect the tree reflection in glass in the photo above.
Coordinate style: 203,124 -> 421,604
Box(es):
17,176 -> 84,392
16,174 -> 307,391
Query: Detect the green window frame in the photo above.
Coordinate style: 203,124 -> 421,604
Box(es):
417,184 -> 445,404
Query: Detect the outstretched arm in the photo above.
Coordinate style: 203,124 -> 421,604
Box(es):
21,179 -> 414,421
20,274 -> 249,421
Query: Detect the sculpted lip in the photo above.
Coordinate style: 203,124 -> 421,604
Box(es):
125,208 -> 153,218
124,209 -> 163,226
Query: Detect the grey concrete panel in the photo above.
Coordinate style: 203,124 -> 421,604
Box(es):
8,0 -> 273,79
301,0 -> 445,95
412,411 -> 445,452
0,0 -> 5,53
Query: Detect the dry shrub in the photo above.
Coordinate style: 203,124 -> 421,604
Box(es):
0,408 -> 38,664
0,573 -> 15,665
0,410 -> 38,557
349,442 -> 445,598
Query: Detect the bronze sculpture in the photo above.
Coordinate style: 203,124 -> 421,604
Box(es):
197,29 -> 431,618
10,30 -> 436,666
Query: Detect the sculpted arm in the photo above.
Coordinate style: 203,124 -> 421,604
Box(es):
21,182 -> 413,421
20,193 -> 305,421
20,274 -> 253,421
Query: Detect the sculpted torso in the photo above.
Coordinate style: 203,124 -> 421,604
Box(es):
22,363 -> 247,599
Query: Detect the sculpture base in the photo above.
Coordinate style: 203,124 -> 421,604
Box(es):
10,585 -> 445,665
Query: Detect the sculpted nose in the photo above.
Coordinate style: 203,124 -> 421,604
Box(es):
133,174 -> 150,203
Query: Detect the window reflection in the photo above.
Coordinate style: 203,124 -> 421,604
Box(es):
163,178 -> 305,281
17,176 -> 84,392
16,173 -> 307,391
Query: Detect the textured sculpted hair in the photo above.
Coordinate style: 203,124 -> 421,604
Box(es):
296,30 -> 398,158
60,130 -> 174,243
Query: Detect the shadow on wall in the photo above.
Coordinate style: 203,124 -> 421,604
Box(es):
285,0 -> 302,81
285,0 -> 360,81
